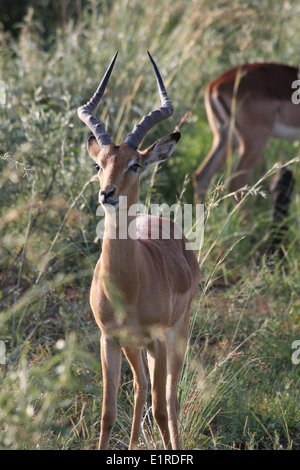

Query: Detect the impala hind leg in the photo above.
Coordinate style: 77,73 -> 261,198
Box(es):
193,125 -> 238,204
229,127 -> 273,197
98,335 -> 122,450
123,347 -> 149,449
147,340 -> 171,449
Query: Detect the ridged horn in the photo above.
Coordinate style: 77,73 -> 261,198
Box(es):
125,51 -> 174,150
77,51 -> 118,148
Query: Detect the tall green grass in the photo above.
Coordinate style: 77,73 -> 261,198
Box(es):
1,0 -> 300,450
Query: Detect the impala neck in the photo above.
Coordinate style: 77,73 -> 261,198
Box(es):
100,205 -> 139,299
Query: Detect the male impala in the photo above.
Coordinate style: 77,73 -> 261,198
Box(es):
193,63 -> 300,203
78,52 -> 200,450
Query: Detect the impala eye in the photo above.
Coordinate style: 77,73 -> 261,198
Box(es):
129,163 -> 141,173
95,163 -> 102,172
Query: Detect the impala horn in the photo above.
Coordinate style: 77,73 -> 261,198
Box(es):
77,51 -> 118,148
125,51 -> 174,150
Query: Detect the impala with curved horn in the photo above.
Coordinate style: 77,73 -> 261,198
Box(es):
193,62 -> 300,203
78,51 -> 200,450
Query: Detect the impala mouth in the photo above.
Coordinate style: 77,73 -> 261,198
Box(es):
100,199 -> 120,210
99,195 -> 128,211
111,200 -> 120,209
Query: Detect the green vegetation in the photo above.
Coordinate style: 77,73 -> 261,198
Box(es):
0,0 -> 299,450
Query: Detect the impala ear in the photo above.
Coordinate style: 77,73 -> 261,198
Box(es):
87,135 -> 101,159
140,132 -> 181,170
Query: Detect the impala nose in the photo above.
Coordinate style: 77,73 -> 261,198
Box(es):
99,187 -> 116,205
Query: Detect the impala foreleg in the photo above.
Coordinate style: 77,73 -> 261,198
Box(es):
98,335 -> 122,450
123,346 -> 149,450
147,340 -> 171,449
165,315 -> 189,450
